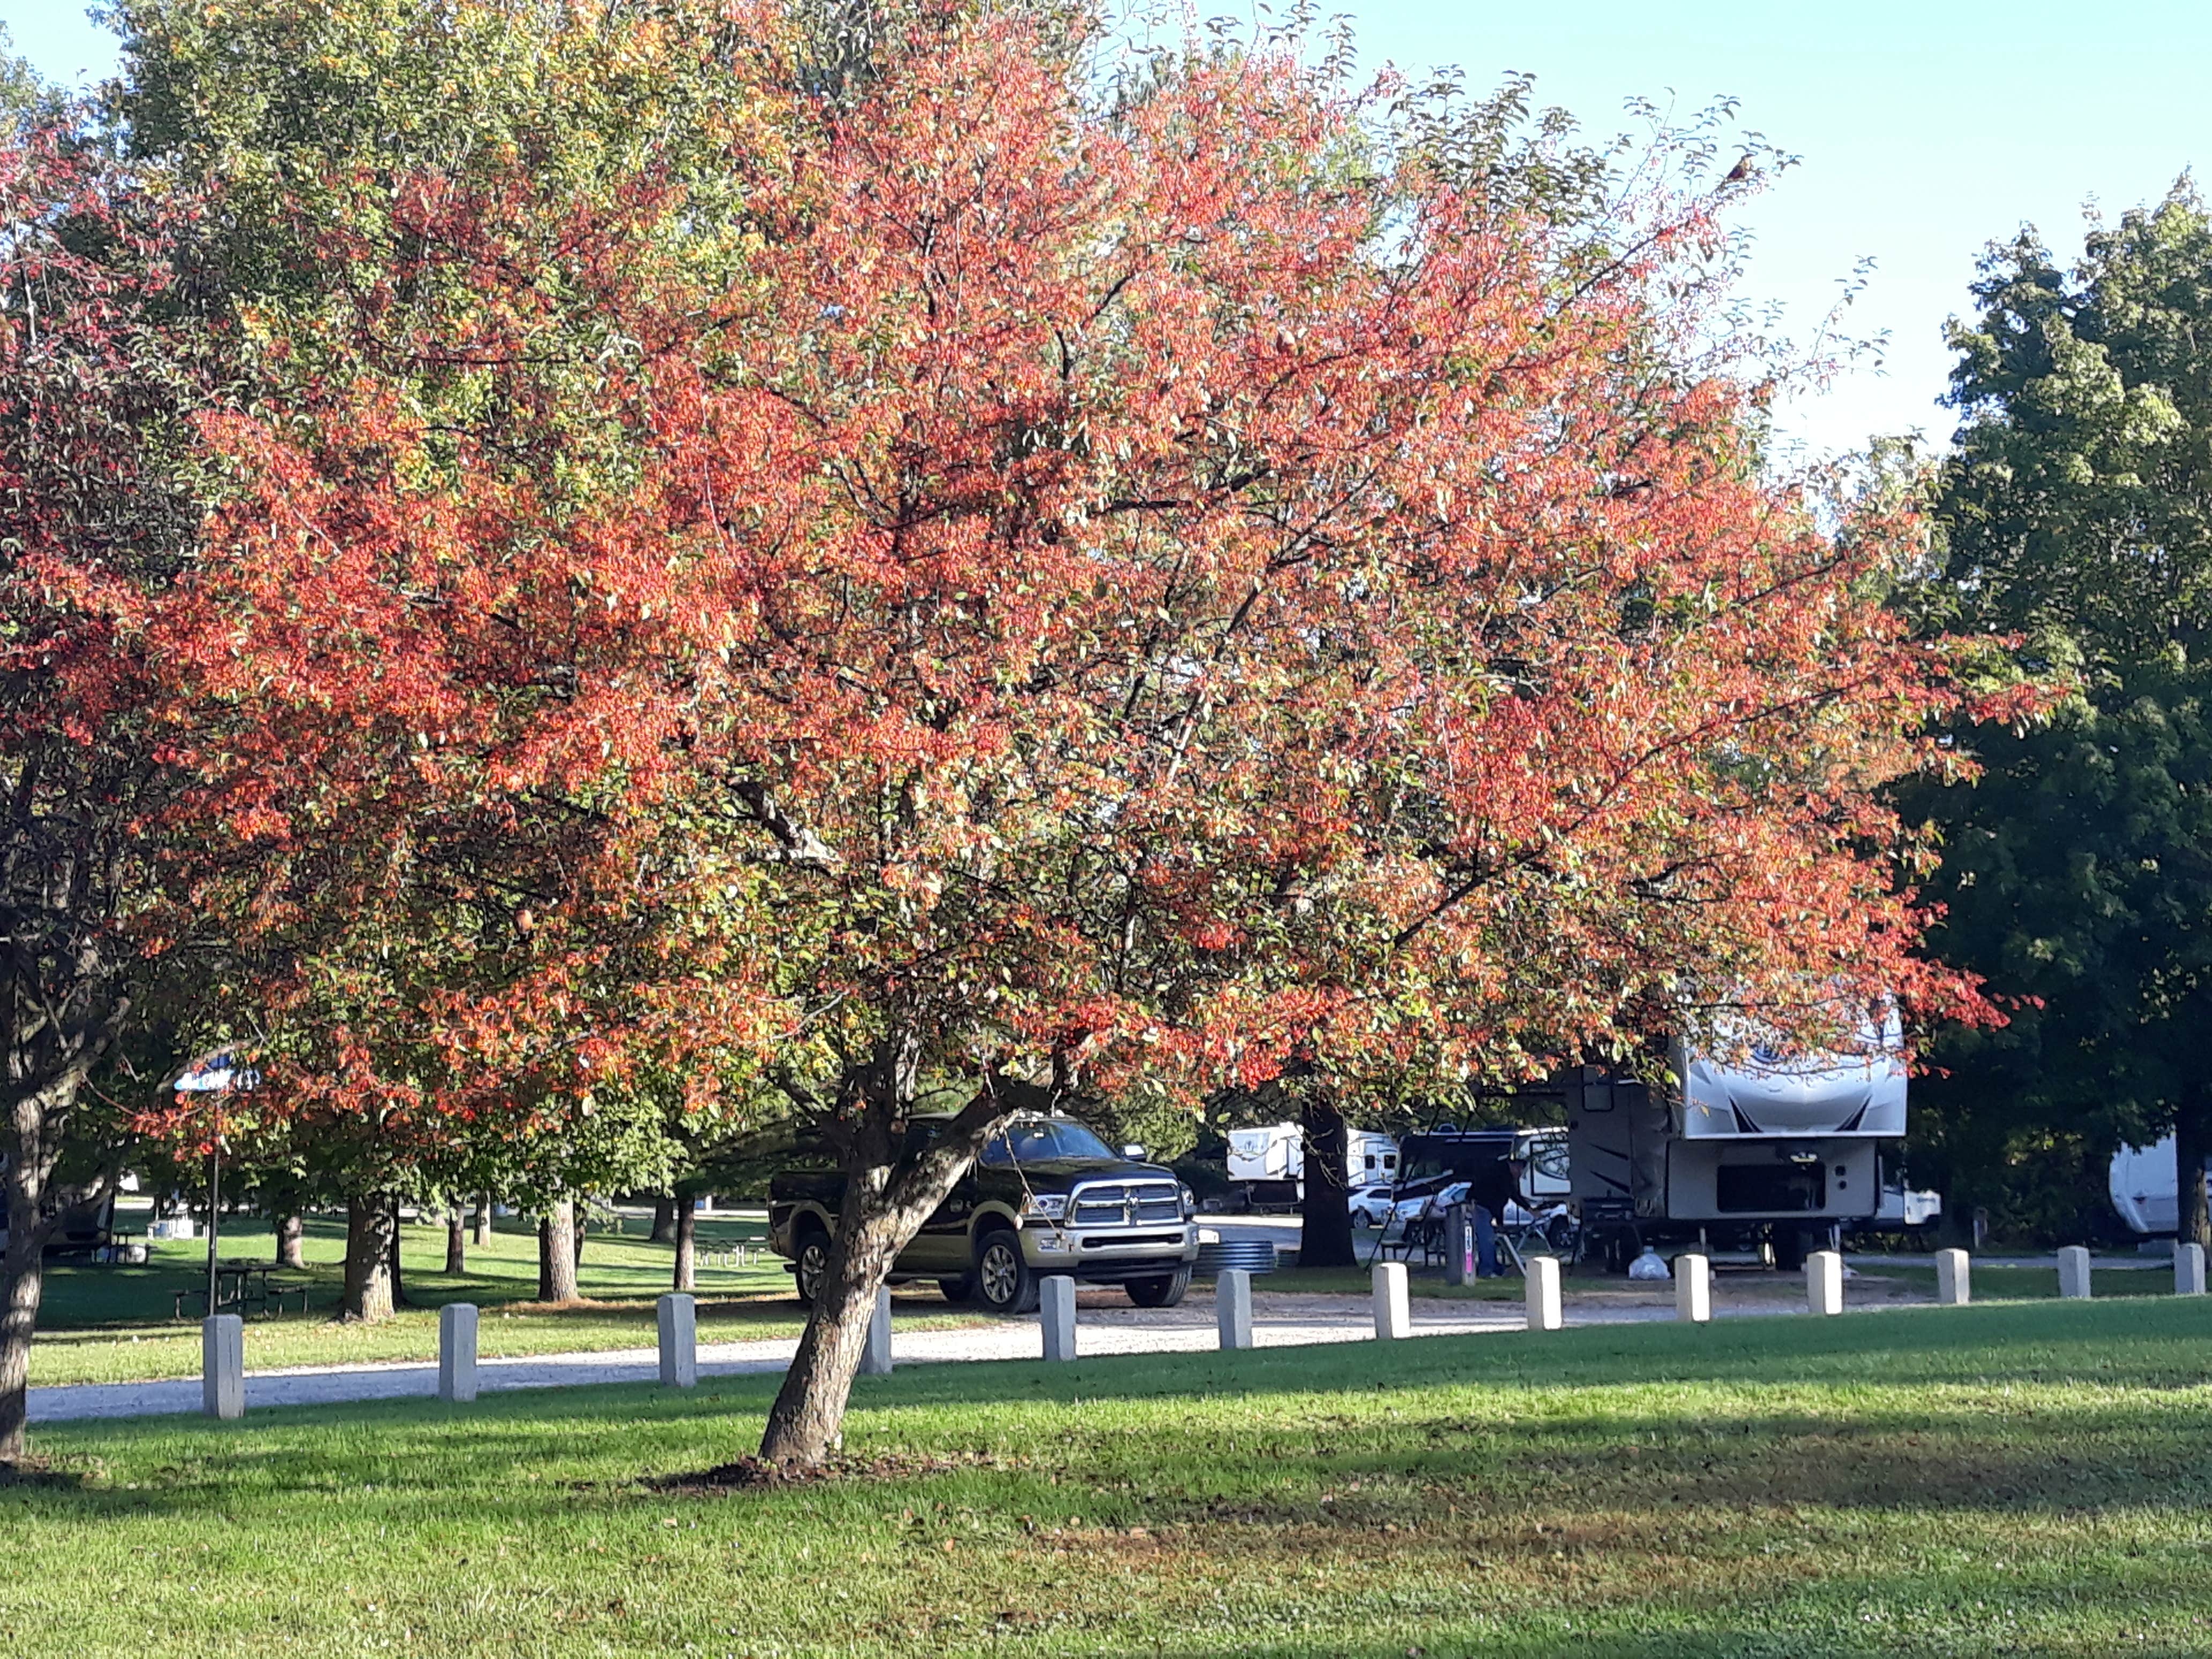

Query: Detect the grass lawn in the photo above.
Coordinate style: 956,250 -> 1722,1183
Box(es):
9,1298 -> 2212,1656
31,1212 -> 977,1388
1855,1260 -> 2169,1301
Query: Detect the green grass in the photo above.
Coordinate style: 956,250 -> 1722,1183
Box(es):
33,1212 -> 977,1387
1859,1261 -> 2169,1301
10,1298 -> 2212,1656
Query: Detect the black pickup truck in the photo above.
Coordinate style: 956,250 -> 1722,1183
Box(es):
767,1114 -> 1199,1315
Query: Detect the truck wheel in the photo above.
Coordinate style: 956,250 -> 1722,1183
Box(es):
793,1227 -> 829,1307
1125,1265 -> 1191,1309
973,1228 -> 1040,1316
936,1275 -> 975,1304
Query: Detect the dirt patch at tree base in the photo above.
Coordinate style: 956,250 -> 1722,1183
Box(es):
644,1448 -> 1026,1492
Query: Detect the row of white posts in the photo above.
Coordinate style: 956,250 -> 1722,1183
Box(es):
200,1242 -> 2212,1413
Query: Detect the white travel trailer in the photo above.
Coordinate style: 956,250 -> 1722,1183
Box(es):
1568,1007 -> 1909,1268
1226,1123 -> 1400,1210
2108,1135 -> 2211,1236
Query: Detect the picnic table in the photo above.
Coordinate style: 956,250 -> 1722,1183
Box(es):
173,1260 -> 311,1320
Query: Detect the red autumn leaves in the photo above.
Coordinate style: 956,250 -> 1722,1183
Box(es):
59,5 -> 1987,1143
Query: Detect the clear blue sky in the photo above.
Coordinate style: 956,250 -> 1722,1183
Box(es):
6,0 -> 2206,461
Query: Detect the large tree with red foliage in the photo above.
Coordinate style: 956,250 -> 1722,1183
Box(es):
151,4 -> 1988,1465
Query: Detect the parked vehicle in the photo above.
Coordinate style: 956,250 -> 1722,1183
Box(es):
1851,1173 -> 1943,1240
2109,1135 -> 2209,1236
1347,1184 -> 1398,1227
767,1114 -> 1199,1316
1226,1123 -> 1399,1211
1566,1007 -> 1908,1269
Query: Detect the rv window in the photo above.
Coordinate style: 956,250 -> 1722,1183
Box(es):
1383,1154 -> 1397,1169
1531,1141 -> 1569,1185
1364,1154 -> 1377,1170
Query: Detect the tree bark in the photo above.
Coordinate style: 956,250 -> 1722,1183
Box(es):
759,1070 -> 1039,1466
2178,1095 -> 2212,1253
341,1195 -> 395,1322
387,1197 -> 411,1309
472,1192 -> 492,1247
1296,1093 -> 1358,1269
444,1206 -> 466,1274
674,1199 -> 696,1292
0,1171 -> 49,1464
274,1212 -> 306,1270
537,1199 -> 578,1302
650,1193 -> 678,1244
758,1186 -> 916,1465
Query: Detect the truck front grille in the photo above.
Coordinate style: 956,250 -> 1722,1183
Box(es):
1069,1180 -> 1183,1228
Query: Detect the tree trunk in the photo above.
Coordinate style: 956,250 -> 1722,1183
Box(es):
341,1196 -> 395,1322
0,1176 -> 49,1464
537,1199 -> 578,1302
650,1193 -> 678,1244
1297,1093 -> 1358,1269
674,1200 -> 696,1292
758,1065 -> 1036,1467
572,1206 -> 588,1268
444,1207 -> 466,1274
274,1212 -> 307,1270
2178,1096 -> 2212,1253
472,1192 -> 492,1247
759,1195 -> 914,1466
387,1197 -> 411,1309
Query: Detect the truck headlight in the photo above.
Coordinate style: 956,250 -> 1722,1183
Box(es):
1022,1194 -> 1067,1220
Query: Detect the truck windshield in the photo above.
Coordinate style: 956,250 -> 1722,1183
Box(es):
980,1119 -> 1117,1166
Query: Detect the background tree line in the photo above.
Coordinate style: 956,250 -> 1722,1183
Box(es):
1907,189 -> 2212,1252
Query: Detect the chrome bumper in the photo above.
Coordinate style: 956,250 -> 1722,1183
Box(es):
1021,1221 -> 1198,1272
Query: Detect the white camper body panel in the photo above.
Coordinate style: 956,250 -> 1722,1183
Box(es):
1227,1124 -> 1401,1201
2110,1135 -> 2212,1236
1227,1125 -> 1301,1184
1676,1007 -> 1907,1141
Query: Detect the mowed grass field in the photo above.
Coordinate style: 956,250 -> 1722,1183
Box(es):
8,1298 -> 2212,1657
31,1211 -> 977,1387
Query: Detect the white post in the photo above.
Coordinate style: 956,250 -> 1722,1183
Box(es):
201,1313 -> 243,1420
860,1284 -> 893,1375
1934,1249 -> 1970,1306
1525,1254 -> 1564,1332
2057,1245 -> 2092,1300
1806,1250 -> 1844,1317
1216,1267 -> 1254,1350
657,1291 -> 697,1388
438,1302 -> 479,1403
2177,1242 -> 2207,1297
1371,1261 -> 1410,1340
1674,1252 -> 1711,1324
1041,1274 -> 1077,1362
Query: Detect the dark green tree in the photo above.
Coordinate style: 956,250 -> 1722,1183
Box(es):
1913,185 -> 2212,1249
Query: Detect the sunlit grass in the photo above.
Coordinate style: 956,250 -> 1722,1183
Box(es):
9,1298 -> 2211,1655
32,1211 -> 978,1387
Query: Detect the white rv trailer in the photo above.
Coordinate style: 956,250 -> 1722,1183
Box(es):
1226,1123 -> 1400,1210
1568,1007 -> 1908,1267
2108,1135 -> 2212,1236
